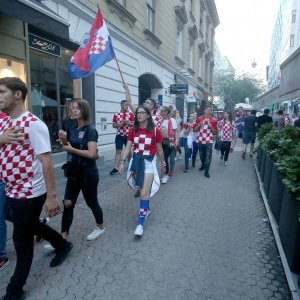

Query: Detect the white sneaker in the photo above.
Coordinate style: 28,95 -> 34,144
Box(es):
86,227 -> 105,241
43,244 -> 55,251
161,175 -> 169,184
145,209 -> 151,220
224,161 -> 228,166
134,224 -> 143,236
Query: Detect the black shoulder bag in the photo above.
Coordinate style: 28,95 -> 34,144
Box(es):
61,126 -> 89,180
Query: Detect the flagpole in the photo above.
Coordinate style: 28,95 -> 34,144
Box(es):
114,55 -> 125,85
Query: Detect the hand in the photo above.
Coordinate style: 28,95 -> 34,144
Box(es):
44,196 -> 60,217
161,166 -> 166,175
121,119 -> 126,125
1,126 -> 24,144
58,130 -> 68,145
62,142 -> 73,152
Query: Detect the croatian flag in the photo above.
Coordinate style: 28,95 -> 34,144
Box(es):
69,6 -> 115,79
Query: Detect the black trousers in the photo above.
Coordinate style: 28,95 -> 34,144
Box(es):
6,194 -> 68,296
220,141 -> 232,162
62,166 -> 103,234
162,143 -> 174,174
198,143 -> 213,172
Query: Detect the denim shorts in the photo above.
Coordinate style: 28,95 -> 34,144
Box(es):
243,132 -> 256,145
115,135 -> 127,150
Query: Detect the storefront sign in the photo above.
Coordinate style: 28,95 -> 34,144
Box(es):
29,33 -> 61,57
170,84 -> 188,95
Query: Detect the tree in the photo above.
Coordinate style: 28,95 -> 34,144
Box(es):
214,70 -> 266,103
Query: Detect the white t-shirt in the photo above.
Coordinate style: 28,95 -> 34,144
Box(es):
0,111 -> 51,199
161,118 -> 177,130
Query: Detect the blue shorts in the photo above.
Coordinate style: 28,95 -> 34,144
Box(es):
243,132 -> 256,145
115,135 -> 127,150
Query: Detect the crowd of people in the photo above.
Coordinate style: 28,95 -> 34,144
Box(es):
0,77 -> 299,300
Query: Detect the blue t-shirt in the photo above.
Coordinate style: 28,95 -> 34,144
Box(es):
69,125 -> 98,167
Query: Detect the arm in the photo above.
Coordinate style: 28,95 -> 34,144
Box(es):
118,140 -> 133,172
156,142 -> 166,174
123,84 -> 137,114
38,153 -> 60,217
63,141 -> 98,160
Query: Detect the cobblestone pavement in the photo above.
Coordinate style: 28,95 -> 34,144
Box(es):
1,147 -> 291,299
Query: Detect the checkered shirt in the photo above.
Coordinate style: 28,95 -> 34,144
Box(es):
0,113 -> 38,199
218,120 -> 237,142
284,115 -> 293,125
196,117 -> 217,144
113,111 -> 134,137
152,111 -> 162,129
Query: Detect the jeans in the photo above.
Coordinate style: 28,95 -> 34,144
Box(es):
162,143 -> 174,174
62,166 -> 103,234
220,141 -> 231,161
169,150 -> 176,171
192,141 -> 199,167
0,180 -> 7,259
198,143 -> 213,172
6,194 -> 68,296
183,138 -> 192,169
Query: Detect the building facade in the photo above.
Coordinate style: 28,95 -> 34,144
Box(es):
0,0 -> 219,161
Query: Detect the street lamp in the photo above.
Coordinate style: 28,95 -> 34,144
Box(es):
251,58 -> 257,68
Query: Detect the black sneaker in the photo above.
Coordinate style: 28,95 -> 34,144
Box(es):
134,190 -> 140,197
50,242 -> 73,268
199,166 -> 205,171
110,168 -> 119,175
2,290 -> 27,300
184,168 -> 189,173
204,171 -> 210,178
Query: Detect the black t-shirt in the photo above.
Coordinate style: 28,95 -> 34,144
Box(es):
257,114 -> 273,128
244,115 -> 257,132
69,125 -> 98,167
294,119 -> 300,128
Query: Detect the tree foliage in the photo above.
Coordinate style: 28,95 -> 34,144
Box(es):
214,70 -> 266,103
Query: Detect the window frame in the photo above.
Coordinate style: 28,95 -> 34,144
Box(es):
176,29 -> 183,58
147,0 -> 155,32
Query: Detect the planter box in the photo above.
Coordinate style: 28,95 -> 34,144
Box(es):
278,187 -> 300,273
260,151 -> 267,181
257,148 -> 262,171
263,155 -> 273,197
268,164 -> 284,224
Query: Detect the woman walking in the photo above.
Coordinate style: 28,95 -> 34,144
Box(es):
58,99 -> 104,241
118,105 -> 165,237
218,111 -> 237,166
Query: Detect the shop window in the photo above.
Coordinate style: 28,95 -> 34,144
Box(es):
29,47 -> 75,151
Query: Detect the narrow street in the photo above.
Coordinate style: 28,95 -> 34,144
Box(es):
0,146 -> 291,299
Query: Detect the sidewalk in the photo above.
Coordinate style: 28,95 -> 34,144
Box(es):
1,146 -> 291,299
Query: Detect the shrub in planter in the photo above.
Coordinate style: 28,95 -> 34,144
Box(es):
263,155 -> 273,196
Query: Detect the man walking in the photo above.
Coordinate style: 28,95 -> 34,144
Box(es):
242,109 -> 258,159
110,100 -> 134,175
0,77 -> 72,300
194,107 -> 217,178
257,108 -> 273,129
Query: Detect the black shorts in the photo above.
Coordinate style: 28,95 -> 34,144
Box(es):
115,135 -> 127,150
243,132 -> 256,145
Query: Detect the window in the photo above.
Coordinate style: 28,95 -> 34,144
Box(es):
147,0 -> 155,32
198,56 -> 202,78
290,34 -> 295,47
176,29 -> 182,58
189,44 -> 194,68
292,10 -> 296,23
116,0 -> 125,5
199,9 -> 204,32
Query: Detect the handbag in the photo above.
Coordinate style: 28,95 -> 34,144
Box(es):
61,126 -> 89,179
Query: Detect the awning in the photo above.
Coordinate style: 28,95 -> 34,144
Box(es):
0,0 -> 69,40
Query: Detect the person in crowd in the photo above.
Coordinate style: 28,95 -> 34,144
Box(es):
283,111 -> 294,126
191,112 -> 200,167
235,106 -> 247,139
0,77 -> 72,300
62,101 -> 76,162
194,106 -> 218,178
294,113 -> 300,128
0,109 -> 9,271
218,112 -> 237,166
110,100 -> 134,175
257,108 -> 273,129
118,105 -> 165,237
168,106 -> 181,176
54,99 -> 105,242
160,106 -> 179,184
273,109 -> 285,130
242,109 -> 258,159
123,84 -> 162,129
181,112 -> 196,172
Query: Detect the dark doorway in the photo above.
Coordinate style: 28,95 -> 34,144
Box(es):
138,73 -> 163,105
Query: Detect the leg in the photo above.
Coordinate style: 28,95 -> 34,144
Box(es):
162,143 -> 172,174
0,180 -> 8,262
220,141 -> 225,159
198,144 -> 206,170
169,150 -> 176,174
204,144 -> 213,177
224,141 -> 231,162
192,141 -> 198,167
111,135 -> 123,174
183,138 -> 190,170
61,178 -> 82,239
114,150 -> 122,169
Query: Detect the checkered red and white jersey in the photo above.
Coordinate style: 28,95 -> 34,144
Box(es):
284,115 -> 293,125
152,111 -> 162,129
112,111 -> 134,137
128,127 -> 163,156
195,116 -> 217,144
0,112 -> 51,199
218,120 -> 237,142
